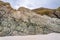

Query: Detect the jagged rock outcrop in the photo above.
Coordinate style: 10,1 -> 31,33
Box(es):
54,11 -> 60,19
0,1 -> 60,36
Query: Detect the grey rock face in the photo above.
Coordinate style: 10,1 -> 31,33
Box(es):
54,11 -> 60,18
0,1 -> 60,36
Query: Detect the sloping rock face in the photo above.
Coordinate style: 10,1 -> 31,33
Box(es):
0,1 -> 60,36
32,7 -> 60,19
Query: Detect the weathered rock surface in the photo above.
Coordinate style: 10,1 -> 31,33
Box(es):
0,1 -> 60,36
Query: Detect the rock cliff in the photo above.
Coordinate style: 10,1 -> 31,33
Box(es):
0,1 -> 60,36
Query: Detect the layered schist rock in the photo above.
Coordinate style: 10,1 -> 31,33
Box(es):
0,1 -> 60,36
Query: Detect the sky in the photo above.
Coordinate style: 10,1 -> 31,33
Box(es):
1,0 -> 60,9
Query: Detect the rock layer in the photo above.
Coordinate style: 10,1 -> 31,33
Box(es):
0,1 -> 60,36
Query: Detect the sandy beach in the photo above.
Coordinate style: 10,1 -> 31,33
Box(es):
0,33 -> 60,40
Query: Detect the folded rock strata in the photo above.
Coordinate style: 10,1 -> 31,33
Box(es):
0,1 -> 60,36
